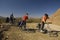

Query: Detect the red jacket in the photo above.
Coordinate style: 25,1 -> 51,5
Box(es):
22,15 -> 28,21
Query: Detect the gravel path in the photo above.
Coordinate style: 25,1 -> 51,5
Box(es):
2,24 -> 60,40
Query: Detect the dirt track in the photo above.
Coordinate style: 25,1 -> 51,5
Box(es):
2,23 -> 60,40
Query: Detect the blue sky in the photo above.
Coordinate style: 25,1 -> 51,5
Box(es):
0,0 -> 60,18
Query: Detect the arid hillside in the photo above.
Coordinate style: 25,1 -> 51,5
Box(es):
48,8 -> 60,25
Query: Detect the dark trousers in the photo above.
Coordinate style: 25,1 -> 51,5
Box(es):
10,18 -> 14,24
23,21 -> 26,29
18,20 -> 26,29
41,22 -> 45,31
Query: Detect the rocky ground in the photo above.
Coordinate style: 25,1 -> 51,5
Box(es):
1,23 -> 60,40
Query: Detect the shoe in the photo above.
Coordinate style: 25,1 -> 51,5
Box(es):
40,30 -> 44,32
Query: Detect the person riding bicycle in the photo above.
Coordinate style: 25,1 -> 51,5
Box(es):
18,13 -> 29,29
40,13 -> 49,32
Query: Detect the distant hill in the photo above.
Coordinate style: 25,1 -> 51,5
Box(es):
48,8 -> 60,25
0,16 -> 5,19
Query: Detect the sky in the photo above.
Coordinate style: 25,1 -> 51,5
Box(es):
0,0 -> 60,18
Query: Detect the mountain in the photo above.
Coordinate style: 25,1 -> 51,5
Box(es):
48,8 -> 60,25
